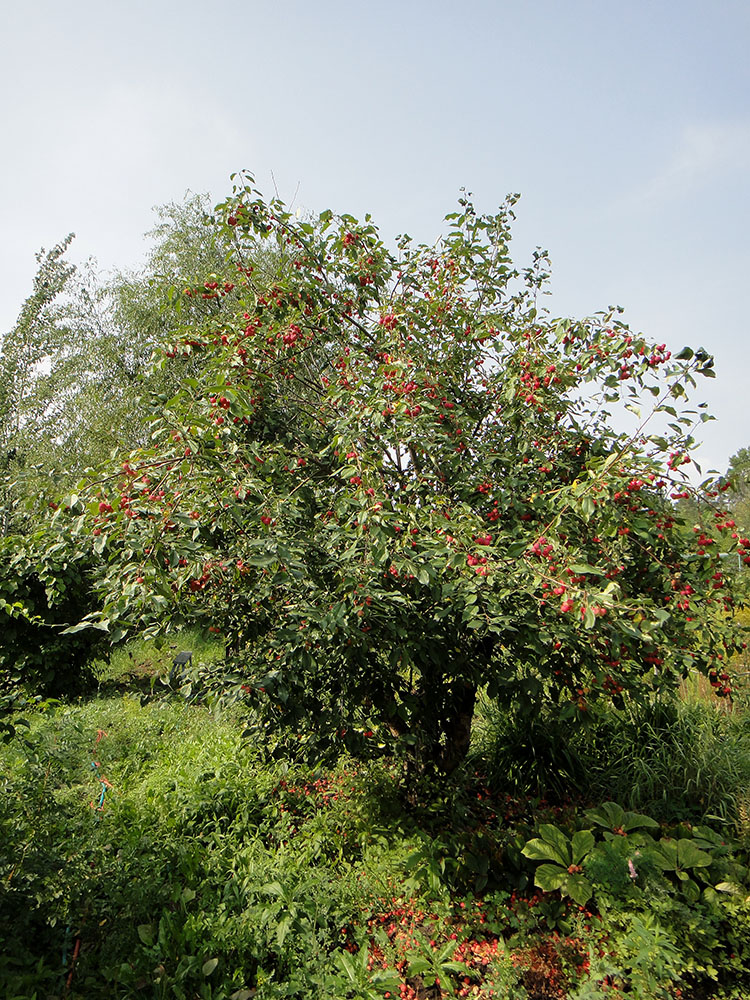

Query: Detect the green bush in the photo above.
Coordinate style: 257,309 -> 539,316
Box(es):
0,525 -> 106,698
522,804 -> 750,997
0,697 -> 411,998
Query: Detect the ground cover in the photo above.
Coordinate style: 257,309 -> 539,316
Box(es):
2,682 -> 750,1000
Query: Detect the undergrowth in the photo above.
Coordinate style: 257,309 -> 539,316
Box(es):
1,691 -> 750,999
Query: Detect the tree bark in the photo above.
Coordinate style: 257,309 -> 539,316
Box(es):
439,680 -> 477,773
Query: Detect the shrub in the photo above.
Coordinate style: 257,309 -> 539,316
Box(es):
0,525 -> 105,698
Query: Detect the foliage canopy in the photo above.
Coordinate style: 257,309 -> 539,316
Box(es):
60,173 -> 745,767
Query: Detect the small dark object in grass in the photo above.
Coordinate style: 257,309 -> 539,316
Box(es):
168,650 -> 193,687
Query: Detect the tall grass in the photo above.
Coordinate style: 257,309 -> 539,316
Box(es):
471,692 -> 750,823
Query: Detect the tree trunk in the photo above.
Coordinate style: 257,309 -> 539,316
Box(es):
439,680 -> 477,773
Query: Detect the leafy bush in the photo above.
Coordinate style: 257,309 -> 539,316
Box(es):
521,803 -> 750,997
0,525 -> 106,698
0,697 -> 415,998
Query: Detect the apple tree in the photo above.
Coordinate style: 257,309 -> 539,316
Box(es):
67,173 -> 746,769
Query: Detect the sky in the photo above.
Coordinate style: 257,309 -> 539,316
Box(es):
2,0 -> 748,475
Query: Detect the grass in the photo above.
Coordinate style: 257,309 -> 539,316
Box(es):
470,687 -> 750,824
2,663 -> 750,998
90,627 -> 225,690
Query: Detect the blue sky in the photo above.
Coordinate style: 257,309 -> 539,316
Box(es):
2,0 -> 748,474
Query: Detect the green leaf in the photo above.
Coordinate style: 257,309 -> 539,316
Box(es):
691,825 -> 725,848
202,958 -> 219,976
653,839 -> 679,870
622,810 -> 659,832
437,939 -> 459,963
522,825 -> 570,866
60,619 -> 100,635
571,829 -> 595,865
563,873 -> 593,906
276,915 -> 293,948
534,863 -> 566,892
682,878 -> 700,902
137,924 -> 154,946
569,563 -> 605,576
406,955 -> 432,976
677,839 -> 712,869
586,802 -> 625,830
369,967 -> 402,991
715,882 -> 747,896
245,553 -> 277,568
338,950 -> 357,983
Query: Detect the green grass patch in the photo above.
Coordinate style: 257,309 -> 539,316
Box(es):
2,691 -> 750,999
91,627 -> 225,689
